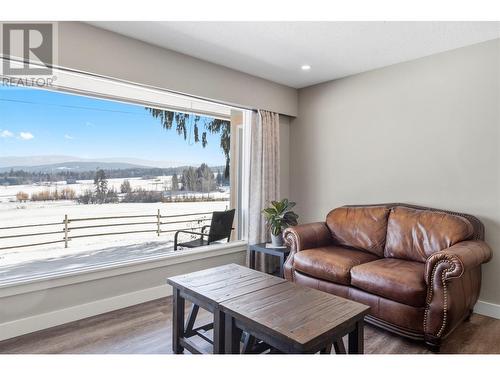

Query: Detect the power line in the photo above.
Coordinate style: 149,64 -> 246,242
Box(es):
0,97 -> 143,116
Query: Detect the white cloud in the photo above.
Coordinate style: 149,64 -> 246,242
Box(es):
0,130 -> 14,138
85,122 -> 94,127
64,134 -> 75,140
19,132 -> 34,140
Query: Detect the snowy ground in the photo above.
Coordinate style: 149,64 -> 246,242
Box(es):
0,193 -> 230,282
0,239 -> 180,283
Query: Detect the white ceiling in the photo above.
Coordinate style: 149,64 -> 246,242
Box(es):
88,22 -> 500,89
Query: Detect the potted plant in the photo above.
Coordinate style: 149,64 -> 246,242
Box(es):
262,198 -> 299,247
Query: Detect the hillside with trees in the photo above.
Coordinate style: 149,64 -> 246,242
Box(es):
0,165 -> 227,186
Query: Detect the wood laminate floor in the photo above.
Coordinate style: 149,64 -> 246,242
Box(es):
0,297 -> 499,354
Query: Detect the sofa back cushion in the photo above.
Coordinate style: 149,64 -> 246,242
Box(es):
326,206 -> 390,257
384,206 -> 474,262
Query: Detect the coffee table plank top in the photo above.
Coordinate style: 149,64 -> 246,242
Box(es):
168,263 -> 286,303
220,281 -> 370,349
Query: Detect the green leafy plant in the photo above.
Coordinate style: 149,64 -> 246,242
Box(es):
262,198 -> 299,236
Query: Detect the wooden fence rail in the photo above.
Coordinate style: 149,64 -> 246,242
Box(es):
0,210 -> 212,251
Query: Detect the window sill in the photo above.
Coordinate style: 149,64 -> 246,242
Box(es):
0,240 -> 247,298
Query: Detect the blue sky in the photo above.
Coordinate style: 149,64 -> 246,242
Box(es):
0,85 -> 227,166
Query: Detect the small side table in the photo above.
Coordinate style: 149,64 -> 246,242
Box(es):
249,243 -> 290,278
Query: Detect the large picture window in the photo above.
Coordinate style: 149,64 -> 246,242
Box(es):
0,78 -> 247,283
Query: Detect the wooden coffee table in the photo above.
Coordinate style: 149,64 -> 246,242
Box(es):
167,263 -> 285,353
221,280 -> 370,354
168,264 -> 370,354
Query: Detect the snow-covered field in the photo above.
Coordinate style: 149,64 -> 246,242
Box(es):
0,177 -> 231,280
0,176 -> 229,202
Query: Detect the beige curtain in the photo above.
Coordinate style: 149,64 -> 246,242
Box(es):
248,110 -> 280,273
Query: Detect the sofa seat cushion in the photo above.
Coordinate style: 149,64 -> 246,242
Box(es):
293,246 -> 379,285
350,258 -> 427,307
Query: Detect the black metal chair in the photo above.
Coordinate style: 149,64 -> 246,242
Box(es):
174,209 -> 236,250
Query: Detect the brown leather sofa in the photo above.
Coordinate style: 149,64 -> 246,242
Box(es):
283,203 -> 492,351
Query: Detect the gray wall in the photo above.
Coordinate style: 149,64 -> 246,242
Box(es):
57,22 -> 298,117
290,39 -> 500,304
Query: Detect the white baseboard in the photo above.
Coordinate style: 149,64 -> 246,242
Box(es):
0,285 -> 172,342
474,300 -> 500,319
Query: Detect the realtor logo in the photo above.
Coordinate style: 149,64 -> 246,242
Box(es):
1,23 -> 55,76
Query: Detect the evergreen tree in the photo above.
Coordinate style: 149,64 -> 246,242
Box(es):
179,164 -> 220,192
181,167 -> 197,191
197,163 -> 215,192
171,174 -> 179,191
120,179 -> 132,194
216,171 -> 223,186
94,169 -> 108,203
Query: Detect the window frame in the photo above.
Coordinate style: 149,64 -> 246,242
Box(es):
0,63 -> 251,282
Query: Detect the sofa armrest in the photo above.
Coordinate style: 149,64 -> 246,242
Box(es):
424,240 -> 492,284
283,222 -> 332,253
423,240 -> 492,342
283,222 -> 332,281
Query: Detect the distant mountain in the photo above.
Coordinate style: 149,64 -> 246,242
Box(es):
0,155 -> 81,168
0,161 -> 156,173
94,157 -> 184,169
0,155 -> 186,170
